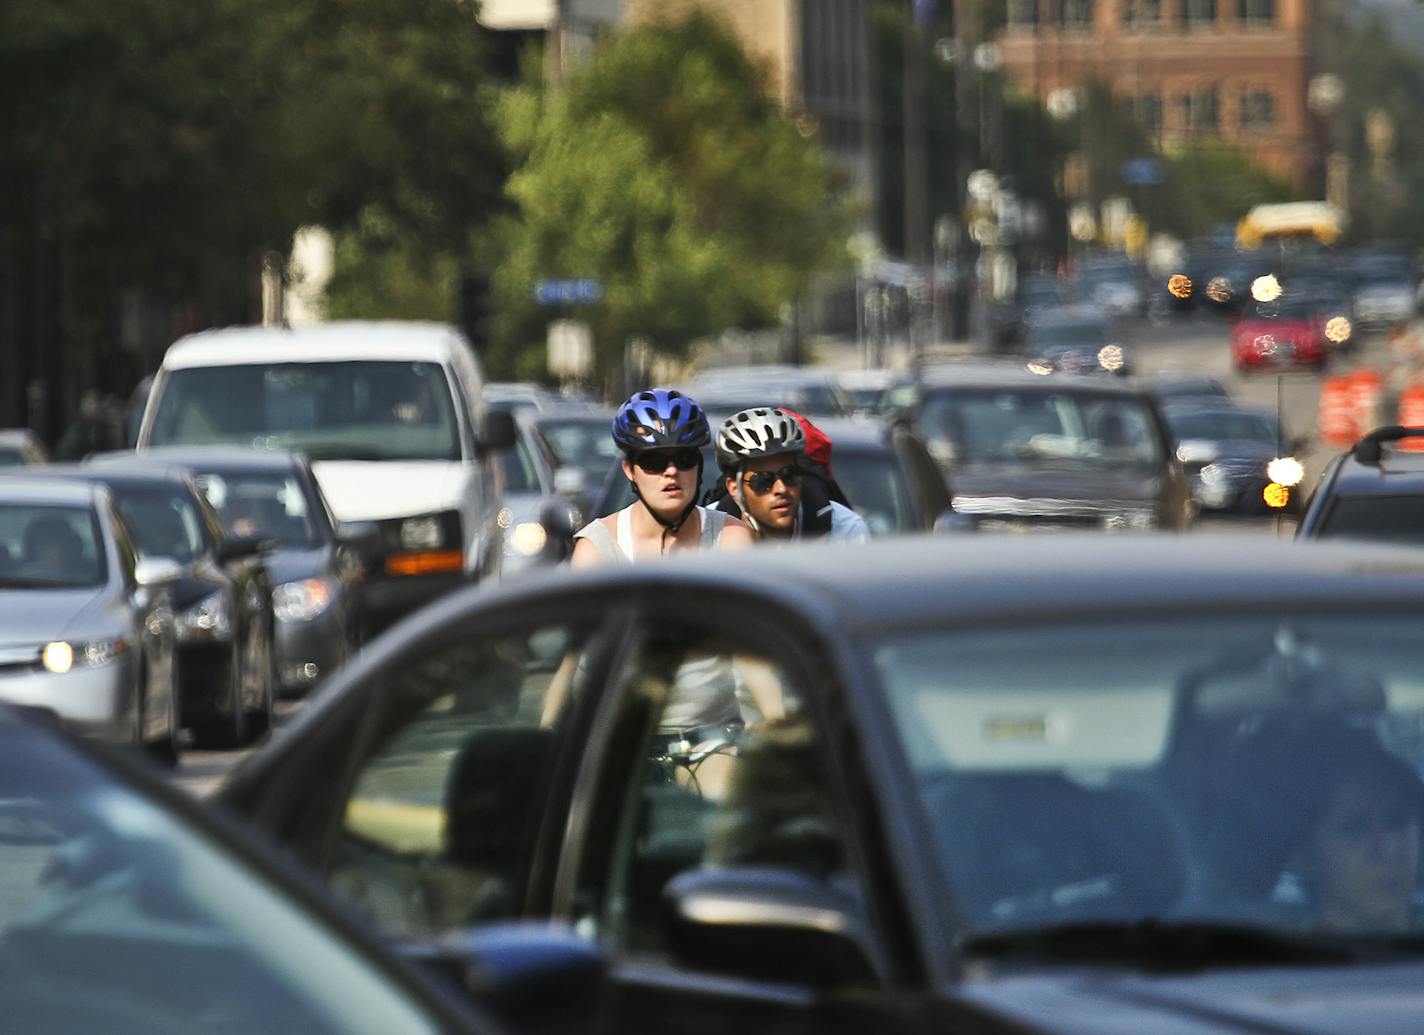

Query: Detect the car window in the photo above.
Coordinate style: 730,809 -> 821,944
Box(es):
571,618 -> 855,960
873,615 -> 1424,942
147,361 -> 461,462
197,472 -> 321,547
832,447 -> 915,534
0,504 -> 106,588
0,724 -> 451,1035
498,433 -> 543,495
112,488 -> 207,563
1318,495 -> 1424,545
329,621 -> 598,939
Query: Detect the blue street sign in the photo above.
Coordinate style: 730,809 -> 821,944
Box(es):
1121,158 -> 1164,186
535,278 -> 604,305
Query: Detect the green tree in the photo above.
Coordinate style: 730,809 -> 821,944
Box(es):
490,11 -> 855,381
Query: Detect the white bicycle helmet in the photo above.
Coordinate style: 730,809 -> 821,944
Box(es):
715,408 -> 806,472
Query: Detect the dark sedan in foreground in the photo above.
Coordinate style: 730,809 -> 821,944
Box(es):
223,535 -> 1424,1033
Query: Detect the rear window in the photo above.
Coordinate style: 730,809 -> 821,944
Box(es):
0,504 -> 106,588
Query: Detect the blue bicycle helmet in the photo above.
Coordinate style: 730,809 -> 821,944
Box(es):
611,389 -> 711,453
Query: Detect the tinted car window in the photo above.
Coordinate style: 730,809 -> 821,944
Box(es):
920,389 -> 1163,468
0,504 -> 106,588
537,419 -> 621,481
832,447 -> 915,535
0,723 -> 447,1034
874,616 -> 1424,940
148,361 -> 461,462
1319,496 -> 1424,545
112,488 -> 207,563
196,473 -> 320,548
498,434 -> 542,495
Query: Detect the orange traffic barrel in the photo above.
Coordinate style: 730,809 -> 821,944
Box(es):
1317,373 -> 1358,448
1397,383 -> 1424,452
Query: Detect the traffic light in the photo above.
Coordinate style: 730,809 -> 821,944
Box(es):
459,271 -> 493,353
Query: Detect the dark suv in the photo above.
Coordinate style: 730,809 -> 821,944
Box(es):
892,363 -> 1194,532
1297,426 -> 1424,544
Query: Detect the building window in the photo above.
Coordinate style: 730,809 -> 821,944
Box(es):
1240,90 -> 1276,129
1182,0 -> 1217,27
1008,0 -> 1039,26
1122,0 -> 1162,26
1059,0 -> 1094,29
1180,87 -> 1220,135
1237,0 -> 1274,24
1129,94 -> 1164,138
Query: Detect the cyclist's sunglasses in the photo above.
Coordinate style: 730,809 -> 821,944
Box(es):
631,448 -> 701,473
744,466 -> 802,495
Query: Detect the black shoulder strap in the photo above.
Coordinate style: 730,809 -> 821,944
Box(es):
798,475 -> 835,538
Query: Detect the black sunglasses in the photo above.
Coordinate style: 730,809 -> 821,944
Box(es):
744,466 -> 802,495
632,448 -> 701,473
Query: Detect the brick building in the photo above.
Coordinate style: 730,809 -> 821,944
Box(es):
996,0 -> 1317,188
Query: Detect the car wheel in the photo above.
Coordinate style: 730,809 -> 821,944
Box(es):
193,651 -> 248,750
138,658 -> 180,768
246,627 -> 275,740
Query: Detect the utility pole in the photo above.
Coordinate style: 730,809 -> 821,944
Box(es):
903,2 -> 930,370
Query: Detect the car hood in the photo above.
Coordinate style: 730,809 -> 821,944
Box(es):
955,961 -> 1424,1035
260,547 -> 330,586
951,465 -> 1160,511
0,587 -> 113,644
309,461 -> 470,522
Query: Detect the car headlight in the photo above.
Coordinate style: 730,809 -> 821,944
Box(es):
42,637 -> 130,674
400,515 -> 445,550
273,578 -> 335,623
1097,344 -> 1125,372
506,522 -> 548,558
176,591 -> 233,642
1198,463 -> 1228,486
1266,456 -> 1305,488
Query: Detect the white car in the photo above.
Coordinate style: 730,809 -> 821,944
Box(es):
137,322 -> 516,633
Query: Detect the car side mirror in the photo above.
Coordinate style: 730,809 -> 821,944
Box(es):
480,409 -> 518,453
399,922 -> 604,1035
934,508 -> 978,534
663,867 -> 877,989
216,535 -> 272,564
134,557 -> 184,587
539,498 -> 580,545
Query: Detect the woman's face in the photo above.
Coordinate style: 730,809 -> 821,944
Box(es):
1306,768 -> 1420,932
622,448 -> 700,520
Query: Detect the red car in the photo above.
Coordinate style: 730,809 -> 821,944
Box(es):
1231,298 -> 1328,371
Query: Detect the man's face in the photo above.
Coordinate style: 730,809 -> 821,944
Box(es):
730,454 -> 802,536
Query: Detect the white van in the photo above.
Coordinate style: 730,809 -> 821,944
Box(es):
138,322 -> 516,631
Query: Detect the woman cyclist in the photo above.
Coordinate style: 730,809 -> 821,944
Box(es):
571,388 -> 752,566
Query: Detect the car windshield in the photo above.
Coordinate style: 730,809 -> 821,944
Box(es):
1318,496 -> 1424,545
112,488 -> 208,563
832,448 -> 915,534
147,362 -> 461,462
1025,320 -> 1113,350
194,472 -> 320,548
0,722 -> 445,1033
0,504 -> 106,589
0,449 -> 27,467
872,615 -> 1424,944
919,389 -> 1162,469
538,418 -> 621,482
1167,411 -> 1278,444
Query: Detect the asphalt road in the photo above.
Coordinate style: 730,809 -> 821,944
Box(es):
169,313 -> 1391,795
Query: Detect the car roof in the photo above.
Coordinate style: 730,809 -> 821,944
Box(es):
691,365 -> 840,386
917,363 -> 1144,396
440,534 -> 1424,641
0,476 -> 102,506
160,321 -> 469,368
1324,448 -> 1424,496
129,446 -> 305,474
40,461 -> 198,491
0,429 -> 39,446
803,417 -> 894,449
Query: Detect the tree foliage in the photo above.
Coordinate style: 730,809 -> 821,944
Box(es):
489,10 -> 855,381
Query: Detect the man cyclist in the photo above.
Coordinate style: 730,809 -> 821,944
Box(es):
713,407 -> 869,543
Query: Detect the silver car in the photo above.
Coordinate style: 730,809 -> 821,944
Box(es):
0,478 -> 180,762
